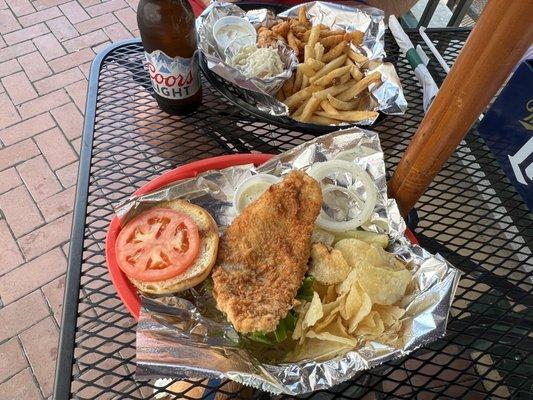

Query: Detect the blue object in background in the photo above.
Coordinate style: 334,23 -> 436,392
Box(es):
478,60 -> 533,211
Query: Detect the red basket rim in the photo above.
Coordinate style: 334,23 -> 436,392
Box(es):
105,153 -> 417,319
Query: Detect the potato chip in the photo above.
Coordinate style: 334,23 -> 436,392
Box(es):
325,285 -> 338,303
312,309 -> 339,332
357,311 -> 384,337
336,268 -> 358,295
292,315 -> 304,340
373,304 -> 405,327
322,297 -> 342,315
342,282 -> 372,333
313,281 -> 329,301
347,294 -> 372,333
312,297 -> 342,332
303,291 -> 323,330
286,338 -> 351,362
361,307 -> 404,346
335,238 -> 385,267
376,324 -> 402,347
309,243 -> 351,284
332,230 -> 389,248
355,260 -> 411,305
307,317 -> 359,347
339,282 -> 358,320
334,238 -> 406,270
334,239 -> 411,305
292,301 -> 310,340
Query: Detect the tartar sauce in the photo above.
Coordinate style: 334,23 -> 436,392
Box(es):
233,174 -> 280,214
217,24 -> 251,45
237,181 -> 272,211
230,44 -> 284,79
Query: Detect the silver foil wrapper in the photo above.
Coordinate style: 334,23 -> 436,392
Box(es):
118,129 -> 460,395
196,1 -> 407,121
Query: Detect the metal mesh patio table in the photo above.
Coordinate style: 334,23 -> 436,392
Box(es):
53,27 -> 532,399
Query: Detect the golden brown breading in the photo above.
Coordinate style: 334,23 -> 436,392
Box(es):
212,171 -> 322,334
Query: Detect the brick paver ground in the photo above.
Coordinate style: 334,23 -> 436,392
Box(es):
0,0 -> 140,397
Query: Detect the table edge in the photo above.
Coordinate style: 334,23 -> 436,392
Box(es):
52,38 -> 142,400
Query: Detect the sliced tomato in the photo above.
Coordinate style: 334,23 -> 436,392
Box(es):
115,208 -> 200,282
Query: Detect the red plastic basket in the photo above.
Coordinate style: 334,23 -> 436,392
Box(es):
105,153 -> 417,319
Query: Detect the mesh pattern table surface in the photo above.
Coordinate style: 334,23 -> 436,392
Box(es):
54,30 -> 533,400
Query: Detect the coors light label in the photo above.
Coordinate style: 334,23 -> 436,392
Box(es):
145,50 -> 200,100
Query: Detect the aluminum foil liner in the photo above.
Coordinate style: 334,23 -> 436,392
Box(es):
196,1 -> 407,121
118,129 -> 460,395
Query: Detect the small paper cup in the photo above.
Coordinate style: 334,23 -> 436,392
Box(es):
213,16 -> 257,56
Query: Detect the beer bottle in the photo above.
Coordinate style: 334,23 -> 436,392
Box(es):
137,0 -> 202,115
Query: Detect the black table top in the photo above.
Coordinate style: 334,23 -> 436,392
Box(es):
53,28 -> 533,400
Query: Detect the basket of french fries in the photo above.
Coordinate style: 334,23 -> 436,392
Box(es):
197,1 -> 407,132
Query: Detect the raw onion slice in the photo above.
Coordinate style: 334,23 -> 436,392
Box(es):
308,160 -> 378,232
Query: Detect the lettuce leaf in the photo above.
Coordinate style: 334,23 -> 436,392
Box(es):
297,275 -> 315,302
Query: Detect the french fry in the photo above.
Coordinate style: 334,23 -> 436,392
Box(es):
293,68 -> 303,93
290,19 -> 305,28
350,65 -> 363,81
287,30 -> 300,56
314,43 -> 325,61
304,43 -> 315,62
282,75 -> 295,98
307,58 -> 325,70
301,75 -> 309,90
313,65 -> 351,87
308,115 -> 342,125
301,42 -> 315,88
315,110 -> 378,122
321,29 -> 345,38
344,58 -> 363,80
298,7 -> 309,26
308,25 -> 321,47
320,34 -> 344,48
320,99 -> 339,115
291,24 -> 307,35
322,40 -> 347,63
301,27 -> 341,43
337,73 -> 351,84
284,85 -> 323,109
345,47 -> 369,66
312,80 -> 354,100
309,55 -> 348,84
293,97 -> 309,117
337,71 -> 381,101
327,94 -> 359,110
350,30 -> 365,45
299,63 -> 316,78
298,95 -> 321,122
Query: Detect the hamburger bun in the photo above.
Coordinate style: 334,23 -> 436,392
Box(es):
128,200 -> 219,295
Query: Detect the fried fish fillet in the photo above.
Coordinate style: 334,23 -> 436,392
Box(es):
212,171 -> 322,334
